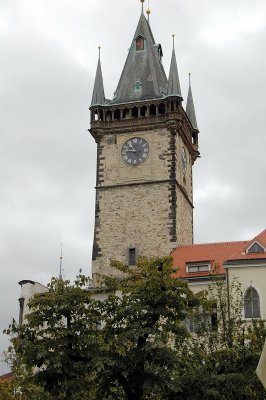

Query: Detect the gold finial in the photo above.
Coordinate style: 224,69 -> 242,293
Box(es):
146,0 -> 151,22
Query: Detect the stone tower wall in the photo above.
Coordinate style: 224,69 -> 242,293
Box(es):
92,123 -> 194,276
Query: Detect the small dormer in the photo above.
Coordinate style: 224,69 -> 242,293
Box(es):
135,35 -> 145,51
246,241 -> 265,254
186,262 -> 211,274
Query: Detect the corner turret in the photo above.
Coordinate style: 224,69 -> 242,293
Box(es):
91,47 -> 105,106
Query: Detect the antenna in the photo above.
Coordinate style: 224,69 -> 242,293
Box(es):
172,34 -> 175,49
59,242 -> 63,280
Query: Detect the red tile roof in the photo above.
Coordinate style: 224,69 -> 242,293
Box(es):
0,372 -> 12,381
172,229 -> 266,279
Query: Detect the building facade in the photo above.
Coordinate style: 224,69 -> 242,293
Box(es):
172,229 -> 266,320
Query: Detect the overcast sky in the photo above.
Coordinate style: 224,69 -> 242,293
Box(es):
1,0 -> 266,374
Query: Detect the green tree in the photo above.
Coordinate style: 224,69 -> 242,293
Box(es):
5,257 -> 198,400
178,277 -> 266,400
0,379 -> 15,400
5,259 -> 266,399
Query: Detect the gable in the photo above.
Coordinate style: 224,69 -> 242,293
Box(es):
247,241 -> 265,254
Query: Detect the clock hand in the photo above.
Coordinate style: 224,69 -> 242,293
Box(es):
126,149 -> 136,153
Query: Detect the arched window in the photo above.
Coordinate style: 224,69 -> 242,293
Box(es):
244,287 -> 261,318
136,36 -> 145,51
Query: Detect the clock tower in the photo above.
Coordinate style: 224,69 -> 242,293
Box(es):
89,7 -> 200,276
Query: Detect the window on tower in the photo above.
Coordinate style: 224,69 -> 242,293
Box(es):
136,36 -> 145,51
133,81 -> 142,92
129,247 -> 136,266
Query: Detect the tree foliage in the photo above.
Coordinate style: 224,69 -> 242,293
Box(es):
0,379 -> 15,400
4,257 -> 266,399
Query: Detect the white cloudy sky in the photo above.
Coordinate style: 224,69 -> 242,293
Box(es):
1,0 -> 266,373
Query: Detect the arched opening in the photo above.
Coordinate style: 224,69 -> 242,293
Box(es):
158,103 -> 166,115
149,104 -> 156,116
105,110 -> 112,122
244,287 -> 261,318
132,107 -> 138,118
99,110 -> 104,121
123,108 -> 130,119
140,105 -> 147,117
192,132 -> 198,145
171,101 -> 175,112
94,110 -> 99,121
114,109 -> 121,120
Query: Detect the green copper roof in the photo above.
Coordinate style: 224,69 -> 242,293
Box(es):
112,13 -> 167,104
186,81 -> 198,130
167,48 -> 182,98
91,57 -> 105,106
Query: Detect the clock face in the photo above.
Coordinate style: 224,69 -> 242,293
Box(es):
181,147 -> 187,175
121,137 -> 150,166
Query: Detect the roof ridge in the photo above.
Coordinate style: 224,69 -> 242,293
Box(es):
173,240 -> 248,250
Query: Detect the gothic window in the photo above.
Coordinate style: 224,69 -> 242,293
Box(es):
244,287 -> 261,318
136,36 -> 145,51
129,247 -> 136,266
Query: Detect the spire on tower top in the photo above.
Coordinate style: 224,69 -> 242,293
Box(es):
140,0 -> 145,13
186,73 -> 198,131
167,34 -> 182,98
91,47 -> 105,106
112,12 -> 167,104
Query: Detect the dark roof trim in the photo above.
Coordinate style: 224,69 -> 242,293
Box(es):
18,280 -> 35,286
224,259 -> 266,267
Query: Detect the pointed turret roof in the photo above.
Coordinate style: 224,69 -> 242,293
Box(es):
167,39 -> 182,98
112,12 -> 167,104
186,75 -> 198,130
91,51 -> 105,106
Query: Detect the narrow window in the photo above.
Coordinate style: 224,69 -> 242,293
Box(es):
19,297 -> 25,324
129,248 -> 136,266
244,287 -> 260,318
136,36 -> 144,51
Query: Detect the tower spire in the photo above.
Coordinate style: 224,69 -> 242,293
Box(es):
91,47 -> 105,106
113,11 -> 167,104
167,34 -> 182,98
186,73 -> 198,130
140,0 -> 145,14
